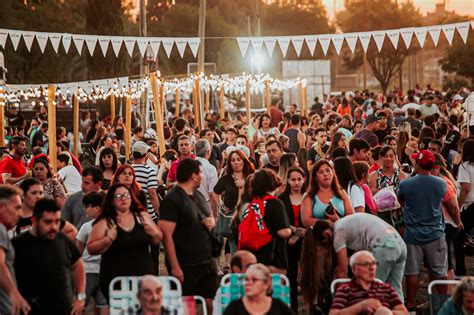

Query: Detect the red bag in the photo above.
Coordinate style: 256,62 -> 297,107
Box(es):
238,195 -> 275,251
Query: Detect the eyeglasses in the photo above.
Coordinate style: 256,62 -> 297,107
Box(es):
355,261 -> 379,268
113,193 -> 130,200
244,277 -> 266,283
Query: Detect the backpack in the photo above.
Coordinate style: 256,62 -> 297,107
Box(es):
238,195 -> 275,251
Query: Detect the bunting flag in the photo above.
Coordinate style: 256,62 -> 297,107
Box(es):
331,34 -> 345,55
318,35 -> 331,56
456,22 -> 470,44
35,33 -> 49,53
62,34 -> 72,53
304,35 -> 318,56
98,36 -> 111,57
372,31 -> 386,52
263,37 -> 277,58
49,33 -> 62,54
441,24 -> 455,45
236,37 -> 251,58
149,38 -> 161,58
386,29 -> 400,49
277,37 -> 291,57
428,25 -> 441,47
414,27 -> 428,48
84,35 -> 98,56
8,30 -> 22,51
175,39 -> 187,58
250,37 -> 264,52
136,38 -> 149,58
291,36 -> 305,57
161,38 -> 174,58
187,38 -> 200,58
344,33 -> 358,53
0,29 -> 8,48
111,37 -> 124,57
72,35 -> 85,55
358,32 -> 371,53
400,27 -> 414,49
123,38 -> 136,57
22,31 -> 36,52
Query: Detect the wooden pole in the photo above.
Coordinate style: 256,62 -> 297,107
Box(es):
150,73 -> 166,158
175,88 -> 180,117
73,95 -> 79,157
303,85 -> 308,117
125,96 -> 132,161
219,85 -> 225,120
245,79 -> 251,123
47,85 -> 57,172
265,80 -> 271,113
299,80 -> 304,117
205,86 -> 210,114
110,94 -> 116,123
0,88 -> 4,147
194,78 -> 202,131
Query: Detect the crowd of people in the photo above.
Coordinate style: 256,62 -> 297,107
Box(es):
0,85 -> 473,315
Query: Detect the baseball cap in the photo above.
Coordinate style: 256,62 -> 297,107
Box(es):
132,141 -> 150,156
365,114 -> 380,126
411,150 -> 435,169
452,94 -> 463,101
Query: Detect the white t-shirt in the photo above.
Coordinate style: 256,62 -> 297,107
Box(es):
401,103 -> 420,112
458,162 -> 474,209
76,220 -> 101,274
57,165 -> 82,194
347,182 -> 365,210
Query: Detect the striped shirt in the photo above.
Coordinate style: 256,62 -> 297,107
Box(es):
331,280 -> 402,312
132,163 -> 158,220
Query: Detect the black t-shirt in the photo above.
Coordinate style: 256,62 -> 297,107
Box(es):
12,231 -> 81,312
252,197 -> 290,270
32,130 -> 45,147
223,298 -> 294,315
209,145 -> 222,170
263,163 -> 279,174
159,186 -> 213,265
374,127 -> 389,145
7,112 -> 25,127
213,174 -> 239,210
307,144 -> 329,163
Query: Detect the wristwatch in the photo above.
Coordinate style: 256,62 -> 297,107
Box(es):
77,293 -> 86,301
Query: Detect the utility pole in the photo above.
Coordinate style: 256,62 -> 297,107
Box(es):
197,0 -> 207,73
362,0 -> 368,90
139,0 -> 148,128
255,0 -> 261,36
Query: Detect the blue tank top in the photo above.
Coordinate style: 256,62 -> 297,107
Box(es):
312,194 -> 345,219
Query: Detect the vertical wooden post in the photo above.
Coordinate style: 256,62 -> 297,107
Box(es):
299,80 -> 304,117
175,88 -> 180,117
73,95 -> 79,157
0,88 -> 5,147
194,78 -> 202,131
245,79 -> 251,123
219,85 -> 225,120
110,94 -> 116,123
303,85 -> 308,117
265,80 -> 271,113
150,73 -> 166,158
125,96 -> 132,161
205,86 -> 210,114
47,85 -> 57,172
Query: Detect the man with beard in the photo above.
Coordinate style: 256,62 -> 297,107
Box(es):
166,136 -> 195,187
12,198 -> 86,315
0,137 -> 30,185
134,275 -> 177,315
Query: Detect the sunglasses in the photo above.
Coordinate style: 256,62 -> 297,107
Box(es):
113,193 -> 130,200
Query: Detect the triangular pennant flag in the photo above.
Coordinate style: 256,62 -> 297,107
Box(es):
343,33 -> 358,53
414,27 -> 428,48
123,37 -> 136,57
49,33 -> 62,54
331,34 -> 345,55
84,35 -> 98,56
137,38 -> 148,58
72,35 -> 85,55
291,36 -> 305,57
111,37 -> 123,57
372,31 -> 385,52
98,36 -> 110,57
8,30 -> 22,51
277,37 -> 291,57
0,29 -> 7,48
149,38 -> 161,58
263,37 -> 277,57
175,39 -> 187,58
304,35 -> 317,56
161,38 -> 174,58
251,37 -> 264,51
62,34 -> 72,53
35,32 -> 49,53
317,35 -> 331,56
386,29 -> 400,49
441,24 -> 455,45
358,32 -> 371,53
21,31 -> 35,52
428,25 -> 441,46
187,38 -> 200,58
236,37 -> 251,58
455,22 -> 470,44
400,27 -> 414,49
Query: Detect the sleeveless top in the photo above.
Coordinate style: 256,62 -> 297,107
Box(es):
375,168 -> 401,192
312,194 -> 345,219
99,213 -> 154,297
284,128 -> 299,154
256,128 -> 279,154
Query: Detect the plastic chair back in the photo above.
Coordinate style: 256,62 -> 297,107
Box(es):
428,280 -> 459,315
182,296 -> 207,315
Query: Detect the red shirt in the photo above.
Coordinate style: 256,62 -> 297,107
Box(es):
291,204 -> 301,227
167,155 -> 196,182
270,106 -> 283,128
0,155 -> 27,183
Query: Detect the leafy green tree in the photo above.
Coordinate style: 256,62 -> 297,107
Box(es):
440,34 -> 474,83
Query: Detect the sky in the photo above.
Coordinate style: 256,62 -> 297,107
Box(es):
323,0 -> 474,18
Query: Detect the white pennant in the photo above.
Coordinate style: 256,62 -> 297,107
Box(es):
372,31 -> 385,52
98,36 -> 110,57
8,30 -> 22,51
251,37 -> 264,51
111,37 -> 123,57
386,29 -> 400,49
175,39 -> 187,58
263,37 -> 277,57
414,27 -> 428,48
161,38 -> 174,58
318,35 -> 331,56
236,37 -> 251,58
441,24 -> 455,45
62,34 -> 72,53
277,37 -> 291,57
187,38 -> 200,58
400,27 -> 414,49
72,35 -> 85,55
21,31 -> 36,52
344,33 -> 358,53
291,36 -> 305,57
149,38 -> 161,58
84,35 -> 98,56
358,32 -> 371,53
123,38 -> 136,57
49,33 -> 62,53
428,25 -> 441,46
455,22 -> 470,44
35,32 -> 49,53
137,38 -> 149,58
331,34 -> 345,55
304,35 -> 317,56
0,29 -> 7,48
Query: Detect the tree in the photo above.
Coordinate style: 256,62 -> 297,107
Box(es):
337,0 -> 422,94
439,29 -> 474,84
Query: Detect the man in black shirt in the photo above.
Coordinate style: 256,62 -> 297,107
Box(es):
263,140 -> 283,174
159,159 -> 218,309
307,127 -> 329,170
12,198 -> 86,315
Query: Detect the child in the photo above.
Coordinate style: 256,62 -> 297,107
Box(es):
76,192 -> 108,314
353,161 -> 378,215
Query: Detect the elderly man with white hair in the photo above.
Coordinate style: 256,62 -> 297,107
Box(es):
329,251 -> 408,315
135,275 -> 177,315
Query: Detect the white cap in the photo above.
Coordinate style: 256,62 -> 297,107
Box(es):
132,141 -> 150,156
452,94 -> 463,101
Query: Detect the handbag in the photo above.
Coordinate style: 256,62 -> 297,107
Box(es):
216,202 -> 234,239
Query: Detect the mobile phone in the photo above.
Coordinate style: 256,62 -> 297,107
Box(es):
325,203 -> 335,215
